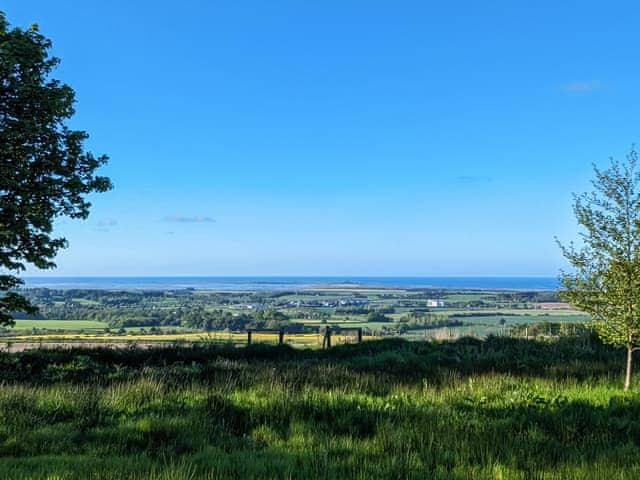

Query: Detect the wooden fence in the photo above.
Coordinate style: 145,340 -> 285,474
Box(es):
246,326 -> 363,349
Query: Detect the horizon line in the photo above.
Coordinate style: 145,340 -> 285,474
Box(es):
22,274 -> 560,278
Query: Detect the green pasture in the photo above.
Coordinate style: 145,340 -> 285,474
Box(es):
0,338 -> 638,479
70,298 -> 101,306
8,320 -> 109,331
450,314 -> 589,325
442,293 -> 497,302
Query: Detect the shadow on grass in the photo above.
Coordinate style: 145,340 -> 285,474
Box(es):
0,335 -> 629,387
1,390 -> 640,479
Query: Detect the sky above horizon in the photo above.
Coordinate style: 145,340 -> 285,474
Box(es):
8,1 -> 640,276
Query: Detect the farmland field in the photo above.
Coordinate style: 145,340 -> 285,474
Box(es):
4,286 -> 589,348
9,319 -> 109,331
0,331 -> 368,350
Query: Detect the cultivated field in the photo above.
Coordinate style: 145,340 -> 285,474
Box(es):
0,331 -> 370,351
4,287 -> 589,351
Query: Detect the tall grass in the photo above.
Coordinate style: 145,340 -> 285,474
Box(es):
0,337 -> 638,479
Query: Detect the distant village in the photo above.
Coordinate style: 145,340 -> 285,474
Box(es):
235,297 -> 446,311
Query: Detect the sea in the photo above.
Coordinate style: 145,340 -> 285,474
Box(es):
21,276 -> 560,291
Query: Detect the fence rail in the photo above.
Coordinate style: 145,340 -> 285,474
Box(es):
246,326 -> 363,348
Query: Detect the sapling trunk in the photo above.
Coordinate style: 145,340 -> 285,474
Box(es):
625,345 -> 633,391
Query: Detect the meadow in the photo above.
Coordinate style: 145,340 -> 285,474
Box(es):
10,320 -> 109,331
0,336 -> 639,479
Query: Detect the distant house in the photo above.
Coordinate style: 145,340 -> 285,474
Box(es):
240,303 -> 266,311
427,299 -> 445,308
533,302 -> 572,310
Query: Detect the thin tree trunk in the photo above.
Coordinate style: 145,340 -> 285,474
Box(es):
625,345 -> 633,391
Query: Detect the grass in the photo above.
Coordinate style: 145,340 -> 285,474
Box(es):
9,319 -> 109,331
438,308 -> 587,317
454,314 -> 589,324
70,298 -> 102,306
442,293 -> 496,302
0,337 -> 638,478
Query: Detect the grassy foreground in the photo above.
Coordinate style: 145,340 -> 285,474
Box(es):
0,337 -> 639,479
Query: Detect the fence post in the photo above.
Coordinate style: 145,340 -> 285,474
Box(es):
278,328 -> 284,345
357,328 -> 362,343
325,326 -> 332,348
247,330 -> 252,345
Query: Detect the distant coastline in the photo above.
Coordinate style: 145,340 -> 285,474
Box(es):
21,276 -> 560,291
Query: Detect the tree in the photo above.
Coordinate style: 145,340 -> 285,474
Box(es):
558,147 -> 640,390
367,311 -> 392,323
0,13 -> 111,326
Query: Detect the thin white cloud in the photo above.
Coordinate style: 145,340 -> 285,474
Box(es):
97,219 -> 118,227
163,215 -> 216,223
562,80 -> 600,92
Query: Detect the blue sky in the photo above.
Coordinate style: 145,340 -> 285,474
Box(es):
8,1 -> 640,276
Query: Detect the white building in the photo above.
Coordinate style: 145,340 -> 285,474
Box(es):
427,299 -> 445,308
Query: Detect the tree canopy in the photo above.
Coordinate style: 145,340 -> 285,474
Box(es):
559,147 -> 640,390
0,12 -> 111,325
